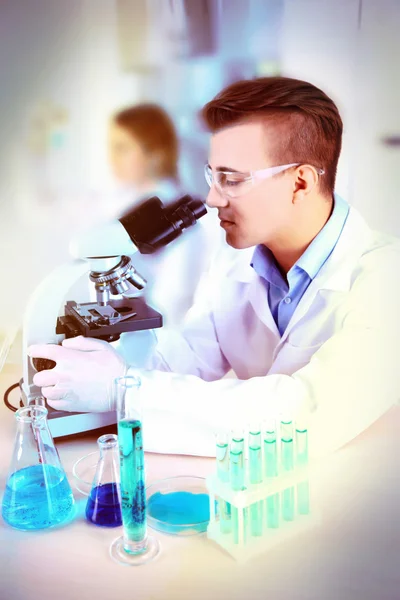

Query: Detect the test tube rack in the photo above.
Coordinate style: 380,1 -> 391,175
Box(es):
206,422 -> 319,563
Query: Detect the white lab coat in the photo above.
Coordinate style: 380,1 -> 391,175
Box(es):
124,206 -> 400,458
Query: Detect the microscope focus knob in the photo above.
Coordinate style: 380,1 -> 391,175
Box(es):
32,357 -> 57,372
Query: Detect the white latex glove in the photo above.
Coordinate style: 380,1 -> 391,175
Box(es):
28,336 -> 127,412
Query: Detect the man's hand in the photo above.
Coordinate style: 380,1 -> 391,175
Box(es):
28,336 -> 127,412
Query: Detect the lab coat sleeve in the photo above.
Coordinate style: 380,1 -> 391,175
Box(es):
141,286 -> 232,381
132,244 -> 400,459
146,223 -> 209,328
116,240 -> 231,378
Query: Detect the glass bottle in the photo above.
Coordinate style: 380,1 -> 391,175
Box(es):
2,405 -> 75,530
110,375 -> 160,566
86,434 -> 122,527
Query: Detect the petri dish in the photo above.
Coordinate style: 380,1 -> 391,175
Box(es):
146,476 -> 210,536
73,456 -> 211,536
72,451 -> 99,495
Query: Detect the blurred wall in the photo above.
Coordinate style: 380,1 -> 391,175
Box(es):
0,0 -> 398,339
281,0 -> 400,236
281,0 -> 360,203
351,0 -> 400,236
0,0 -> 142,332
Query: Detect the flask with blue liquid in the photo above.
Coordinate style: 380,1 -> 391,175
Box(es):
2,405 -> 75,530
86,434 -> 122,527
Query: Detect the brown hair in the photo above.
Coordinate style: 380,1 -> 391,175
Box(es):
201,77 -> 343,197
113,104 -> 179,180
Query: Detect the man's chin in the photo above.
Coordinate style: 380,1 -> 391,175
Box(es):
225,233 -> 252,250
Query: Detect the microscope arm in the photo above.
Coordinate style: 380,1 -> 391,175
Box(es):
69,220 -> 138,273
68,193 -> 206,272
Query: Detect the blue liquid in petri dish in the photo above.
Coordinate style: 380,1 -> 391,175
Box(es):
86,483 -> 122,527
2,464 -> 74,530
147,491 -> 210,535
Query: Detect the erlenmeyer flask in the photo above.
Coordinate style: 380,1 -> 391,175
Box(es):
2,405 -> 75,530
86,434 -> 122,527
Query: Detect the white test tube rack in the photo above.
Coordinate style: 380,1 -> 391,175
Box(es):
206,423 -> 320,563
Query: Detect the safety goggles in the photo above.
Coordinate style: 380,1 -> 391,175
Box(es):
204,162 -> 325,198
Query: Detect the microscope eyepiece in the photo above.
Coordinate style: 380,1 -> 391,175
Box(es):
119,194 -> 207,255
167,197 -> 207,229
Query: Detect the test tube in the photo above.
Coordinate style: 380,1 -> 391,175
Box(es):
230,430 -> 245,491
248,427 -> 263,537
249,428 -> 262,484
264,421 -> 279,528
230,430 -> 246,544
110,376 -> 160,566
295,425 -> 310,515
281,420 -> 295,522
216,431 -> 231,534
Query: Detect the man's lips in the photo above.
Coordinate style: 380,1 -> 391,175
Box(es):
220,219 -> 235,229
219,216 -> 235,224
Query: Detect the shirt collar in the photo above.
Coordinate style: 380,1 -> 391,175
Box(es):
251,244 -> 286,289
251,193 -> 349,285
294,193 -> 349,280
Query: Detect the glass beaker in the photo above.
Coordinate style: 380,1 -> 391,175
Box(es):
110,375 -> 160,566
86,434 -> 122,527
2,405 -> 75,530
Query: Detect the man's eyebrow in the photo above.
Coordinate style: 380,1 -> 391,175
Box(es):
207,163 -> 241,173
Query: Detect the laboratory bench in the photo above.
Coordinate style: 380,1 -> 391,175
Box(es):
1,362 -> 400,600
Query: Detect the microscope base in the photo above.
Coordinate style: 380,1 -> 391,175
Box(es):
45,410 -> 117,438
19,378 -> 117,437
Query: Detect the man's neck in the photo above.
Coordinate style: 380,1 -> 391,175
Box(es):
266,195 -> 334,274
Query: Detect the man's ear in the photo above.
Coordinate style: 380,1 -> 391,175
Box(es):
292,165 -> 320,203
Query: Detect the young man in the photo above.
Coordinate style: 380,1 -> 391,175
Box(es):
29,77 -> 400,458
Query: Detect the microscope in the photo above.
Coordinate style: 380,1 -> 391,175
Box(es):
20,194 -> 207,437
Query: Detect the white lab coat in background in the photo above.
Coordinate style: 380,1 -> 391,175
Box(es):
123,207 -> 400,459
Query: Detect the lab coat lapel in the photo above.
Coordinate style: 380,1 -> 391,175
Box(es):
248,277 -> 280,335
231,248 -> 280,336
278,266 -> 347,346
279,208 -> 373,346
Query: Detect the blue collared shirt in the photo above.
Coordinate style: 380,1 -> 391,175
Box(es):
251,194 -> 349,336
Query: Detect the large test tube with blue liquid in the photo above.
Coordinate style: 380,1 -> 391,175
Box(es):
110,375 -> 160,566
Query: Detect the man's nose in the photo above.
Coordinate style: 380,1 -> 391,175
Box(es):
206,186 -> 229,209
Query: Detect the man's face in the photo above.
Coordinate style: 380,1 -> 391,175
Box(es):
206,120 -> 295,249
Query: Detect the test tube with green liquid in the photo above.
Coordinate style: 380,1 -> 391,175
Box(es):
110,376 -> 159,566
264,421 -> 279,528
295,425 -> 310,515
230,431 -> 246,544
248,428 -> 263,537
216,431 -> 231,534
281,420 -> 295,521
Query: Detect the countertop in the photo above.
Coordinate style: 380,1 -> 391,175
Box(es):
1,363 -> 399,600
